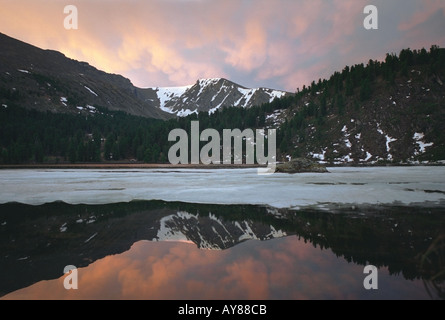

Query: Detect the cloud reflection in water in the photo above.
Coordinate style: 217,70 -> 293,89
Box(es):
2,235 -> 430,300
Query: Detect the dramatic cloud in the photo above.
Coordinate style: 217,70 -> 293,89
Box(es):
1,0 -> 444,91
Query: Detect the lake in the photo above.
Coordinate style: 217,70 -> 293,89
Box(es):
0,167 -> 444,300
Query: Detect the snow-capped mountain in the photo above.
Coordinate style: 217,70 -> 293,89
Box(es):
143,78 -> 291,117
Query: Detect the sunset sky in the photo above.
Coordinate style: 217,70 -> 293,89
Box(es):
1,0 -> 444,91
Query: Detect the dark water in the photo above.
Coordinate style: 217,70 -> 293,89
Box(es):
0,201 -> 444,299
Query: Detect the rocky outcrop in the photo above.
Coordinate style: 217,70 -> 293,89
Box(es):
275,158 -> 328,173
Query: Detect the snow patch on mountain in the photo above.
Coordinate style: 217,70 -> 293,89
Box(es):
154,85 -> 193,113
267,89 -> 287,102
197,78 -> 221,95
84,85 -> 98,97
377,124 -> 397,160
176,108 -> 198,117
413,132 -> 434,155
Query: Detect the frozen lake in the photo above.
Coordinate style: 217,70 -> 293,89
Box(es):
0,166 -> 444,300
0,166 -> 444,208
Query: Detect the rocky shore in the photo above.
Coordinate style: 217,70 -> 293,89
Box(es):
275,158 -> 329,173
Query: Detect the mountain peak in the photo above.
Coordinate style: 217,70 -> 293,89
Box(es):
144,77 -> 291,117
197,77 -> 224,85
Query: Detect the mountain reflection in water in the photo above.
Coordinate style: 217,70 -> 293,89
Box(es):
0,200 -> 444,299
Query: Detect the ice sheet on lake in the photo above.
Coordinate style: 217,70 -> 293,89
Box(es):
0,167 -> 444,209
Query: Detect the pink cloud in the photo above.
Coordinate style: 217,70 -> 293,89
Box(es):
398,0 -> 445,31
0,0 -> 444,92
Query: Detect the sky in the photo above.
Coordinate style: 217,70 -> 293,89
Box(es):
1,0 -> 444,92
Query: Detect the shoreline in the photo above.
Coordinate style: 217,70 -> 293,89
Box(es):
0,162 -> 444,170
0,163 -> 264,170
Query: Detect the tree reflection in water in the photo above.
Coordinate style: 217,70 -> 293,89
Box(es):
0,201 -> 444,299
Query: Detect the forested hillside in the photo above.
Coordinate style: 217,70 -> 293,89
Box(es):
1,46 -> 444,165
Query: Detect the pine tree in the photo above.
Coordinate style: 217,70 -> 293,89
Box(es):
345,76 -> 353,96
33,140 -> 44,163
1,149 -> 9,164
320,94 -> 327,117
360,78 -> 372,101
104,134 -> 114,160
336,94 -> 345,115
68,139 -> 77,163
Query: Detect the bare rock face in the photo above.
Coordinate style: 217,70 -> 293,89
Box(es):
275,158 -> 328,173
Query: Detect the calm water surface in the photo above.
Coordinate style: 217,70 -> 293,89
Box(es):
1,236 -> 436,300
